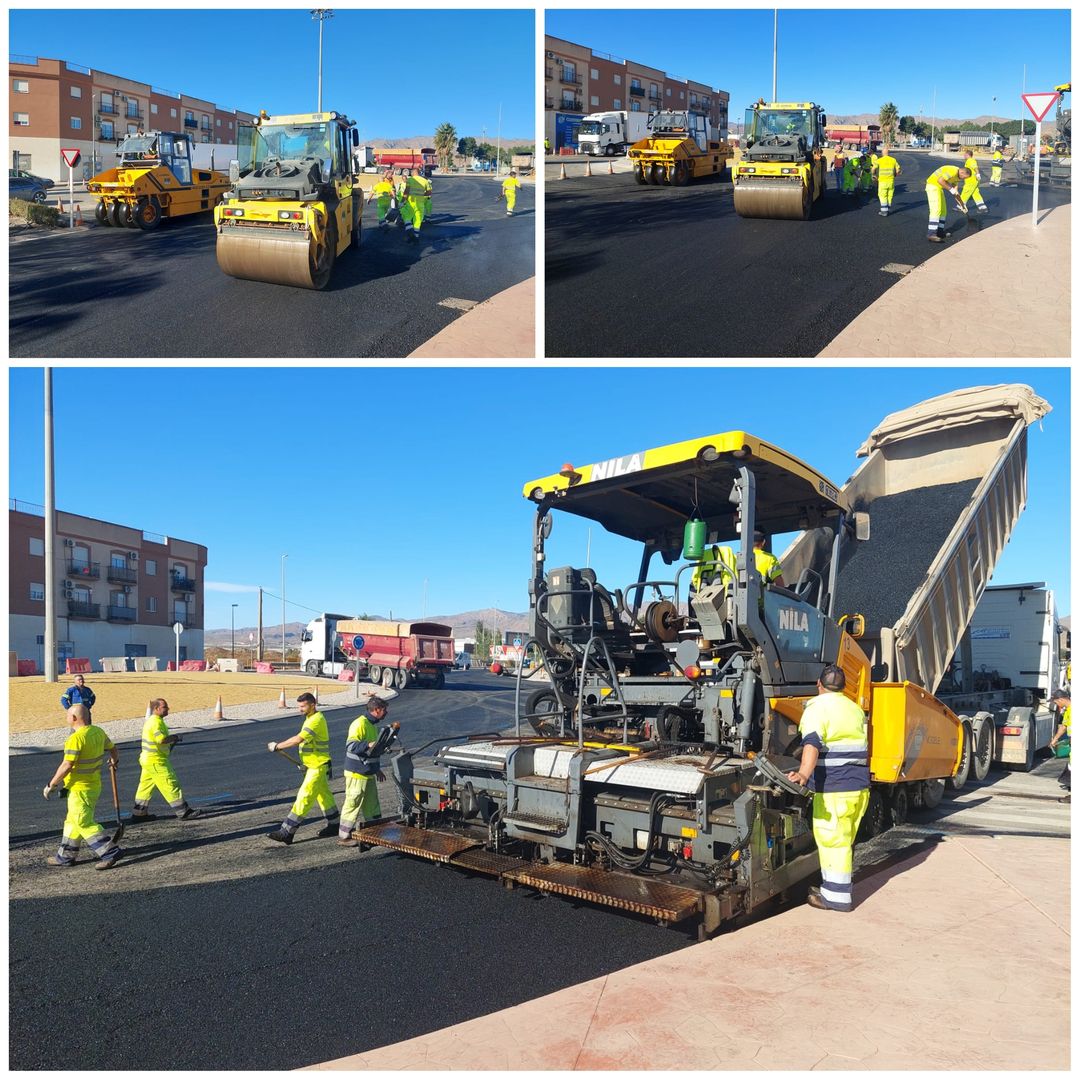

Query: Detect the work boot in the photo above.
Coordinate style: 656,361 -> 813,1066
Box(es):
337,837 -> 359,848
267,829 -> 294,845
928,234 -> 944,243
95,849 -> 122,871
46,855 -> 75,867
879,209 -> 888,217
179,807 -> 201,820
316,822 -> 340,838
977,206 -> 989,214
807,890 -> 831,910
129,812 -> 156,823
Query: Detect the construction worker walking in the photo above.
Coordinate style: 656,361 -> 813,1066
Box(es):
787,665 -> 870,911
398,168 -> 433,242
990,147 -> 1004,186
960,152 -> 989,214
872,147 -> 902,216
924,164 -> 970,242
337,696 -> 391,846
367,169 -> 396,227
500,169 -> 521,216
831,146 -> 847,192
266,692 -> 339,844
43,705 -> 123,869
131,698 -> 200,823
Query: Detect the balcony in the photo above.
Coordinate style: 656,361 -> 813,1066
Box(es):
99,103 -> 116,115
629,86 -> 645,97
67,560 -> 100,579
183,117 -> 197,128
559,71 -> 582,86
171,608 -> 195,626
200,122 -> 211,131
648,92 -> 661,102
68,600 -> 100,620
545,67 -> 553,80
126,111 -> 143,121
171,574 -> 196,592
545,97 -> 554,110
561,100 -> 583,112
107,605 -> 137,622
108,564 -> 138,584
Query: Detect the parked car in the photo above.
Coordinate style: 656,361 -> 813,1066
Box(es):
10,168 -> 54,189
454,651 -> 472,670
9,175 -> 49,203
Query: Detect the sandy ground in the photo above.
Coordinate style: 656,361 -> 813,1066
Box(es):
9,671 -> 350,735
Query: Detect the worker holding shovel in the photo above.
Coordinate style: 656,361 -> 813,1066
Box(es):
337,696 -> 397,847
130,699 -> 200,823
499,170 -> 521,216
266,692 -> 340,844
43,705 -> 123,870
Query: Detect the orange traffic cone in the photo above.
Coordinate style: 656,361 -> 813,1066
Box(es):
584,161 -> 593,177
559,164 -> 567,180
213,695 -> 224,721
278,687 -> 287,708
74,203 -> 84,226
56,196 -> 64,213
608,161 -> 614,175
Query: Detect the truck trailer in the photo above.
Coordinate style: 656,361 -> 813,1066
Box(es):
577,110 -> 649,156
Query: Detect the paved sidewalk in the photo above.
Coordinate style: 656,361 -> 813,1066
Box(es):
820,202 -> 1070,357
312,831 -> 1070,1070
409,277 -> 534,358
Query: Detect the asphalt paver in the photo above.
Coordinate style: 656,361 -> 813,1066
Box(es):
9,177 -> 533,358
545,152 -> 1070,357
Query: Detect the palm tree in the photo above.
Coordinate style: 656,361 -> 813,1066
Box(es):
433,122 -> 457,171
879,102 -> 899,150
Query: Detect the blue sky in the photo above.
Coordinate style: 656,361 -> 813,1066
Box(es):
8,368 -> 1070,629
9,8 -> 535,139
546,8 -> 1071,124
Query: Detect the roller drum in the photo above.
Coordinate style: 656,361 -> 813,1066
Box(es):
733,178 -> 810,220
216,226 -> 327,290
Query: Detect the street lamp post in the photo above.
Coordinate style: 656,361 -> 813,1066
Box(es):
311,9 -> 334,113
281,554 -> 288,667
991,96 -> 997,143
772,8 -> 778,103
231,603 -> 238,659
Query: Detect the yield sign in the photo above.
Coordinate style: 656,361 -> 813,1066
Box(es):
60,147 -> 81,168
1022,92 -> 1060,122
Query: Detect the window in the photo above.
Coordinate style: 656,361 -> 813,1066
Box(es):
72,544 -> 90,567
101,120 -> 113,139
631,79 -> 641,90
591,68 -> 599,80
71,117 -> 82,130
170,107 -> 177,118
228,120 -> 233,130
13,79 -> 29,93
128,124 -> 138,135
146,596 -> 158,613
72,586 -> 91,604
70,85 -> 82,99
630,101 -> 640,112
185,110 -> 194,123
679,91 -> 685,100
127,101 -> 139,118
29,537 -> 44,556
110,590 -> 127,606
14,113 -> 29,126
590,96 -> 599,107
614,74 -> 621,86
100,92 -> 114,113
151,102 -> 158,115
666,88 -> 672,97
216,117 -> 221,127
111,554 -> 127,569
146,559 -> 156,575
30,583 -> 45,602
614,98 -> 621,110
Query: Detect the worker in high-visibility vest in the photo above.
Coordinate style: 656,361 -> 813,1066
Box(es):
960,153 -> 989,214
872,148 -> 902,216
831,147 -> 847,192
990,148 -> 1004,186
367,169 -> 396,227
841,153 -> 857,195
1049,693 -> 1071,800
500,170 -> 522,216
337,696 -> 390,846
44,705 -> 123,869
752,530 -> 785,586
925,164 -> 970,242
787,665 -> 870,911
266,693 -> 339,844
130,698 -> 200,823
859,148 -> 873,194
398,168 -> 433,242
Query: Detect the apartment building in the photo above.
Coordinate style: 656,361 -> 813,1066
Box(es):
544,37 -> 729,151
9,54 -> 255,181
9,502 -> 208,671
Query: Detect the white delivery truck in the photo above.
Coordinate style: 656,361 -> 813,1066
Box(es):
577,110 -> 649,156
300,612 -> 357,677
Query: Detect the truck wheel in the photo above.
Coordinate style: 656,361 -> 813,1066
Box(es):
381,668 -> 395,690
94,201 -> 109,226
432,669 -> 446,690
605,144 -> 615,157
368,664 -> 382,685
395,668 -> 408,690
971,715 -> 993,780
921,778 -> 946,809
947,719 -> 974,790
857,788 -> 888,841
890,785 -> 910,826
305,660 -> 320,677
135,197 -> 162,231
525,688 -> 561,735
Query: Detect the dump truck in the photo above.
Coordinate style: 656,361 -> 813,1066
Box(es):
733,99 -> 828,219
356,386 -> 1053,936
87,130 -> 230,230
628,109 -> 733,185
214,110 -> 362,290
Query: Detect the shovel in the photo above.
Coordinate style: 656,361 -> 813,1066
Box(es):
274,747 -> 305,771
108,760 -> 125,844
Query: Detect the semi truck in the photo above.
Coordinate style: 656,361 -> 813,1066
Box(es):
356,385 -> 1049,937
577,110 -> 649,156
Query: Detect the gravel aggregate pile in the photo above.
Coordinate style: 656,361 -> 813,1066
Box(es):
833,480 -> 979,631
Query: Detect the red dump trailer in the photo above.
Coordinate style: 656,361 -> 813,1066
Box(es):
372,147 -> 436,177
336,618 -> 454,690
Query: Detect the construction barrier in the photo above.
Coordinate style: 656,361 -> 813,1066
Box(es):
216,659 -> 240,673
100,657 -> 128,673
17,660 -> 37,677
134,657 -> 159,672
337,668 -> 355,682
179,660 -> 208,672
65,658 -> 92,674
166,661 -> 176,671
255,661 -> 275,674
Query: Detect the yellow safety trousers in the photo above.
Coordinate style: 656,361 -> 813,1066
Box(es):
990,165 -> 1003,183
291,765 -> 337,820
505,189 -> 517,212
338,772 -> 382,837
60,782 -> 110,850
401,195 -> 426,232
812,789 -> 869,911
877,179 -> 895,207
926,184 -> 948,228
960,176 -> 985,206
375,195 -> 391,222
134,759 -> 185,811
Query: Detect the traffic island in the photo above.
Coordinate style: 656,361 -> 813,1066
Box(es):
408,277 -> 534,358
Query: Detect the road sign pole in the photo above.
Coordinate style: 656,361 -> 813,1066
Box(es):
68,162 -> 74,229
1031,120 -> 1041,228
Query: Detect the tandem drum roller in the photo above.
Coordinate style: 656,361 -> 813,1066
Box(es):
216,223 -> 337,290
732,178 -> 812,220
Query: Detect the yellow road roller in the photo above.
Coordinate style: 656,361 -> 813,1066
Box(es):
214,110 -> 362,290
628,109 -> 733,185
87,131 -> 230,230
733,100 -> 828,220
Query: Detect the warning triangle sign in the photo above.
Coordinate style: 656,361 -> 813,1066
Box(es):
1022,92 -> 1060,122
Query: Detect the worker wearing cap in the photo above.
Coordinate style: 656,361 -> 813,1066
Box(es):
872,148 -> 901,217
266,692 -> 339,844
925,164 -> 970,242
831,146 -> 847,192
338,696 -> 391,846
131,698 -> 200,823
1049,693 -> 1071,800
501,170 -> 522,216
367,169 -> 396,227
44,705 -> 123,870
60,673 -> 96,721
960,152 -> 989,214
990,147 -> 1004,186
787,665 -> 869,911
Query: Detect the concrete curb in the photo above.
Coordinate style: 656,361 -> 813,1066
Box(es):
409,277 -> 535,359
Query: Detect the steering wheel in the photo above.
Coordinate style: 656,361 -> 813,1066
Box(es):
752,753 -> 812,799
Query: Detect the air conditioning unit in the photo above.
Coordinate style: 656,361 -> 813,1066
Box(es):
64,589 -> 74,599
128,552 -> 139,561
64,538 -> 74,547
63,579 -> 72,588
546,51 -> 556,58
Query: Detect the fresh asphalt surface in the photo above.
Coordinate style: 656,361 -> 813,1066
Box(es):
9,671 -> 1069,1069
9,176 -> 533,359
546,152 -> 1071,357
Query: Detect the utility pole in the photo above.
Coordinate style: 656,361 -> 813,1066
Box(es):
991,96 -> 997,142
231,603 -> 238,658
311,9 -> 334,112
257,586 -> 264,662
281,554 -> 288,666
931,86 -> 937,151
44,368 -> 57,683
496,102 -> 503,178
772,9 -> 778,102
